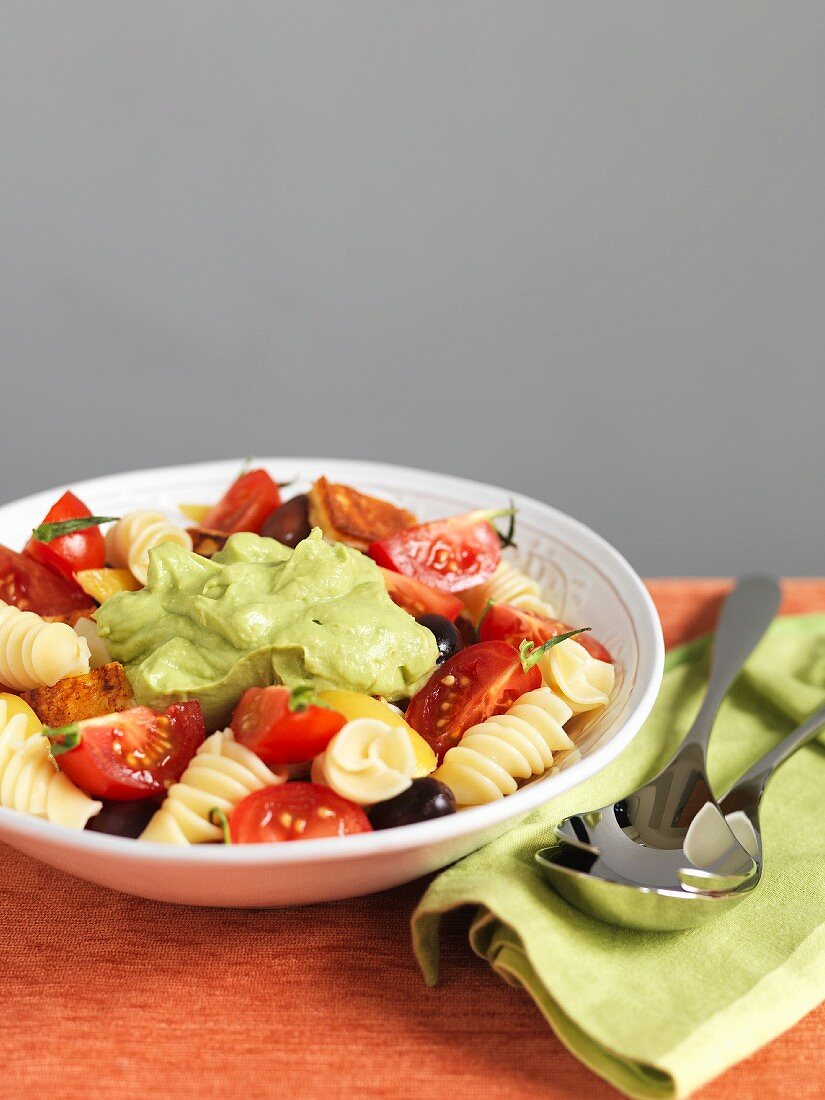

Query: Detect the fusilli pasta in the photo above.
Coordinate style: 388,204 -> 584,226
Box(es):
0,600 -> 90,690
433,687 -> 573,805
139,728 -> 285,844
0,699 -> 101,828
538,638 -> 615,714
73,617 -> 112,669
460,560 -> 557,623
312,719 -> 416,805
106,510 -> 193,586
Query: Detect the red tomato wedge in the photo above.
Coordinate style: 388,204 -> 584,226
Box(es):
25,491 -> 106,583
368,511 -> 505,594
379,567 -> 463,621
230,783 -> 372,843
230,686 -> 346,765
0,544 -> 92,616
201,469 -> 282,535
479,603 -> 613,664
406,640 -> 541,761
46,701 -> 205,800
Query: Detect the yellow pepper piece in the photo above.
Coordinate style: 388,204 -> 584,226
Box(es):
179,503 -> 213,524
0,693 -> 42,736
317,689 -> 437,777
75,568 -> 141,604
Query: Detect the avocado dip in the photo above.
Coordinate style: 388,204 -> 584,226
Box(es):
95,529 -> 439,730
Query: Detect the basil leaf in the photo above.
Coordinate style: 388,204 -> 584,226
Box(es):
519,628 -> 591,672
32,516 -> 119,543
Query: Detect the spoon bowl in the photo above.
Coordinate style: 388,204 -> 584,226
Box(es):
537,743 -> 763,931
536,847 -> 759,931
537,696 -> 825,930
536,577 -> 783,930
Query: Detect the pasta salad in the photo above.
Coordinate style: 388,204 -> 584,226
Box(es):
0,468 -> 616,845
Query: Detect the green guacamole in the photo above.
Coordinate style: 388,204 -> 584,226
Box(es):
95,529 -> 439,730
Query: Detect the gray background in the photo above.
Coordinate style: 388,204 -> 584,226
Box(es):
2,2 -> 823,575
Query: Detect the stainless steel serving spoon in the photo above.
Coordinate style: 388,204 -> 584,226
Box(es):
535,576 -> 793,931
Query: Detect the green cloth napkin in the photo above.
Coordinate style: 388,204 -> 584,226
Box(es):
412,614 -> 825,1099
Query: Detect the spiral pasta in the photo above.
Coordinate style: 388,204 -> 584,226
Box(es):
0,698 -> 101,828
537,638 -> 615,714
460,560 -> 557,624
0,600 -> 90,691
73,617 -> 112,669
106,510 -> 193,586
139,728 -> 285,845
312,719 -> 416,805
433,687 -> 574,805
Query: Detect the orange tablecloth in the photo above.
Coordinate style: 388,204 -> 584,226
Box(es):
2,580 -> 824,1100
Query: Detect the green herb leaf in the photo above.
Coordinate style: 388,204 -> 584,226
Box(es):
42,723 -> 82,756
32,516 -> 119,543
519,628 -> 591,672
209,807 -> 232,844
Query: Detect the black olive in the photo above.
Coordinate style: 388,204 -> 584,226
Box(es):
455,614 -> 478,648
86,800 -> 158,839
367,777 -> 456,830
261,493 -> 311,548
416,613 -> 463,665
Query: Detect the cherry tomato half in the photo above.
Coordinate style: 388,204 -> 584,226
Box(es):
0,544 -> 92,616
230,783 -> 372,843
369,511 -> 502,594
405,640 -> 541,761
230,686 -> 346,765
201,469 -> 282,535
479,603 -> 613,664
49,701 -> 205,800
379,567 -> 463,621
25,491 -> 106,584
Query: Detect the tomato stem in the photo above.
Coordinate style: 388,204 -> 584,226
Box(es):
237,456 -> 294,487
42,723 -> 82,756
288,684 -> 312,712
288,684 -> 336,713
476,598 -> 496,634
209,807 -> 232,843
519,628 -> 591,672
32,517 -> 119,543
498,500 -> 518,549
470,504 -> 518,550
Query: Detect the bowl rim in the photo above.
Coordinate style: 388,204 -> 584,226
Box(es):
0,456 -> 665,864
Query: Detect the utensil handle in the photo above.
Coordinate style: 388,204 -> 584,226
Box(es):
682,576 -> 781,752
720,701 -> 825,806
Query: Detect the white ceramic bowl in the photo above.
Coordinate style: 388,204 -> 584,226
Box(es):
0,458 -> 663,906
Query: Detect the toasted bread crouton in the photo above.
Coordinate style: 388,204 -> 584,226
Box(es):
307,477 -> 416,551
20,662 -> 135,726
188,528 -> 229,558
